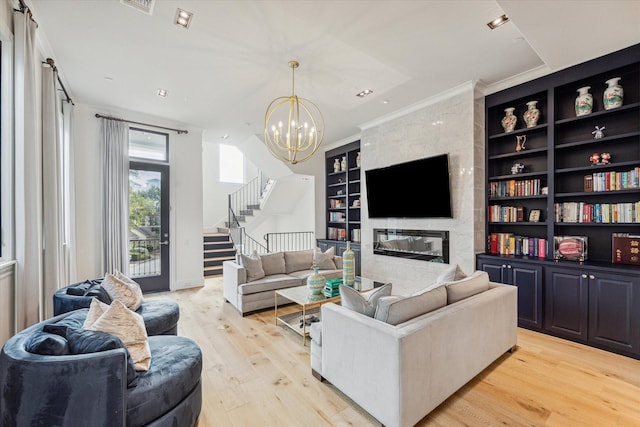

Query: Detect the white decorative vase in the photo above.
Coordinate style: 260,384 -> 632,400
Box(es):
501,107 -> 517,133
333,159 -> 340,173
356,152 -> 361,168
603,77 -> 623,110
575,86 -> 593,116
341,156 -> 347,171
523,101 -> 540,128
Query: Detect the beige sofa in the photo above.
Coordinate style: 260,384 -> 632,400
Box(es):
223,248 -> 342,316
311,274 -> 517,427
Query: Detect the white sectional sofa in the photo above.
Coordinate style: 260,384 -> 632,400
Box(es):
310,272 -> 517,427
223,248 -> 343,316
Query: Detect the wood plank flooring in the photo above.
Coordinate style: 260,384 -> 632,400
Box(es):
147,278 -> 640,426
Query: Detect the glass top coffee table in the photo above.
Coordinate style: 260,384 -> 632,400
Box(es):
274,277 -> 380,345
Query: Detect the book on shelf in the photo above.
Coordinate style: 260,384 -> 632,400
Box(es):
488,232 -> 546,258
488,205 -> 526,222
612,233 -> 640,265
585,167 -> 640,192
554,201 -> 640,223
327,227 -> 347,240
351,229 -> 361,242
329,211 -> 346,222
489,178 -> 542,198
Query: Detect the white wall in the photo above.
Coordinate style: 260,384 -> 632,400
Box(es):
359,83 -> 484,294
73,104 -> 204,290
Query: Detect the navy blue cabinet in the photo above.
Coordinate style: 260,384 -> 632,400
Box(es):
544,266 -> 589,342
477,256 -> 543,330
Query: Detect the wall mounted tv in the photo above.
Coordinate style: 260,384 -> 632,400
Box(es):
365,153 -> 453,218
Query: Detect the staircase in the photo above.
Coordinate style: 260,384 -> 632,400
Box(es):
203,232 -> 236,277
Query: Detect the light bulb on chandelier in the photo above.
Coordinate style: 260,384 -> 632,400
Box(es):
264,61 -> 324,164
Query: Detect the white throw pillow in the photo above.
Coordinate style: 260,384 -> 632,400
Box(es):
82,298 -> 111,329
239,251 -> 266,282
340,283 -> 392,317
314,247 -> 336,270
85,299 -> 151,371
101,271 -> 144,311
436,264 -> 467,284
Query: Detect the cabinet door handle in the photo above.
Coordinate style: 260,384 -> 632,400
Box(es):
502,264 -> 507,268
581,274 -> 588,279
589,274 -> 595,280
507,265 -> 512,269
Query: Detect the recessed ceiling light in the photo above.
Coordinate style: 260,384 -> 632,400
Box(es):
175,8 -> 193,29
157,88 -> 168,97
382,99 -> 389,104
487,14 -> 509,29
356,89 -> 374,98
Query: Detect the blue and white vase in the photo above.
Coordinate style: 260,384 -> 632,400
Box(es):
603,77 -> 623,110
342,242 -> 356,287
575,86 -> 593,116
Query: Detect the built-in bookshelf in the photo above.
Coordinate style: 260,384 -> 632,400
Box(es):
479,43 -> 640,360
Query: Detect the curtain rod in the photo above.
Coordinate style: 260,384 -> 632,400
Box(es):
95,114 -> 189,135
15,0 -> 37,26
42,58 -> 74,105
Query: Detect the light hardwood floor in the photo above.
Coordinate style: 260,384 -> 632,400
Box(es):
148,278 -> 640,426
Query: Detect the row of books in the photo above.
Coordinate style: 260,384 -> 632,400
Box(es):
489,232 -> 547,258
329,211 -> 346,222
327,227 -> 347,240
329,199 -> 345,208
489,205 -> 524,222
351,229 -> 361,242
554,201 -> 640,223
584,167 -> 640,192
489,179 -> 543,198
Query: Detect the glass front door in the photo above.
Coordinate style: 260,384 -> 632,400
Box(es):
129,162 -> 169,292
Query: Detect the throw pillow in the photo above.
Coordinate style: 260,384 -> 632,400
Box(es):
101,272 -> 144,311
314,247 -> 336,270
24,331 -> 70,355
374,286 -> 447,325
82,298 -> 111,329
43,324 -> 138,387
284,249 -> 314,274
86,299 -> 151,371
340,283 -> 392,317
239,251 -> 266,282
259,252 -> 286,276
436,264 -> 468,284
445,271 -> 490,304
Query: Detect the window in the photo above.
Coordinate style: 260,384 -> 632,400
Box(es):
219,144 -> 244,184
129,128 -> 168,161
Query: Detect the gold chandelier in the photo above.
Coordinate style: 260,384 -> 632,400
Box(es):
264,60 -> 324,165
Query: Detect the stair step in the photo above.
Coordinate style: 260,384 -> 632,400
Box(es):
204,233 -> 231,243
204,242 -> 234,251
204,248 -> 236,254
239,209 -> 253,216
204,265 -> 223,272
246,204 -> 260,210
204,256 -> 235,267
204,269 -> 222,277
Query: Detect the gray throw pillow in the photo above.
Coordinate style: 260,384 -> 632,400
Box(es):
239,251 -> 266,282
340,283 -> 392,317
436,264 -> 467,284
445,271 -> 490,304
284,249 -> 314,274
374,286 -> 447,325
260,252 -> 286,276
314,247 -> 336,270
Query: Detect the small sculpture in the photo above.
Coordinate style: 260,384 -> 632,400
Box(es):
511,163 -> 524,175
515,135 -> 526,152
589,152 -> 612,165
590,152 -> 600,165
592,126 -> 605,139
600,152 -> 611,164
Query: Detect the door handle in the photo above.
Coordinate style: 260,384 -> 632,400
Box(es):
160,241 -> 169,245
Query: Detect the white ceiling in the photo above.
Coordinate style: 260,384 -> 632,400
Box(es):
27,0 -> 640,146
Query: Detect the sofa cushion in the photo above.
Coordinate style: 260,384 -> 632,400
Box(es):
314,247 -> 336,270
101,271 -> 144,311
340,283 -> 392,317
445,271 -> 490,304
284,249 -> 314,273
126,335 -> 202,427
260,252 -> 286,276
374,286 -> 447,325
24,331 -> 70,355
135,299 -> 180,336
239,251 -> 266,282
66,279 -> 112,304
238,274 -> 302,295
288,269 -> 342,281
85,299 -> 152,371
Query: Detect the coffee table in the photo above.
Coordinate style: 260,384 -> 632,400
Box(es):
274,278 -> 381,345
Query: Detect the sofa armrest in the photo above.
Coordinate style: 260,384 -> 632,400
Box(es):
0,327 -> 127,427
333,255 -> 342,269
223,261 -> 247,307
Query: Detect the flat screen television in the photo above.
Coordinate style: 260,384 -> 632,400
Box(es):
365,153 -> 453,218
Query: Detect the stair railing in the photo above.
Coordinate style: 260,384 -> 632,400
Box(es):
228,170 -> 269,223
228,226 -> 268,255
265,231 -> 315,252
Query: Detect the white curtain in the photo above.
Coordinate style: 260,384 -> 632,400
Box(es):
14,10 -> 42,329
41,66 -> 65,319
102,119 -> 130,274
63,102 -> 77,284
